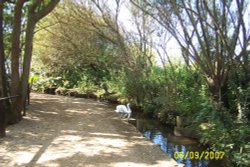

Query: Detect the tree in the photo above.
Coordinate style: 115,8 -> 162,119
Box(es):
32,0 -> 128,92
131,0 -> 250,108
1,0 -> 60,123
20,0 -> 60,117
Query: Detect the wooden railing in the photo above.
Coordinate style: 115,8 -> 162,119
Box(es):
0,95 -> 20,138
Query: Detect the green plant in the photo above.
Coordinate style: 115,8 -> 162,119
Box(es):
33,75 -> 62,92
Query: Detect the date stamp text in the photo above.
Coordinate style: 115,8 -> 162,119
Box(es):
174,151 -> 225,160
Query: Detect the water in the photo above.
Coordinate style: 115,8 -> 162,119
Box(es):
129,113 -> 223,167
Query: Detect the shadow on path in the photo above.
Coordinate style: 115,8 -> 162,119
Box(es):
0,93 -> 182,167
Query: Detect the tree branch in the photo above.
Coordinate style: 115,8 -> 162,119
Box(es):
31,0 -> 60,23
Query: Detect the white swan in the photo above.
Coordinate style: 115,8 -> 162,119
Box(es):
115,103 -> 132,119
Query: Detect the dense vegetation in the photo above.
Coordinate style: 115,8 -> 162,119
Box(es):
1,0 -> 249,166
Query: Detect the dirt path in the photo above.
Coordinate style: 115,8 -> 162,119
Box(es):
0,93 -> 183,167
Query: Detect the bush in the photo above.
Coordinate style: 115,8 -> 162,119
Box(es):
32,75 -> 62,92
192,95 -> 250,167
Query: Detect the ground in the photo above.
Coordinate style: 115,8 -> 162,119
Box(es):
0,93 -> 183,167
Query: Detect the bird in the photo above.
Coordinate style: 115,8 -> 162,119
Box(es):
115,103 -> 132,120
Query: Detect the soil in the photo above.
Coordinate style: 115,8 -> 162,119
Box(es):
0,93 -> 183,167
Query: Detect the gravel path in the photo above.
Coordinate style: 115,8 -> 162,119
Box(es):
0,93 -> 183,167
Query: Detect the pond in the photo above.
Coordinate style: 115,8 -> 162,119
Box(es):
129,113 -> 224,167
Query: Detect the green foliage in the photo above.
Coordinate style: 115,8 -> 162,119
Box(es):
29,75 -> 39,83
191,90 -> 250,167
33,75 -> 62,92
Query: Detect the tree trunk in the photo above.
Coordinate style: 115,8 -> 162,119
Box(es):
206,75 -> 229,108
9,0 -> 26,123
0,0 -> 7,137
0,0 -> 7,98
11,0 -> 26,95
18,17 -> 36,116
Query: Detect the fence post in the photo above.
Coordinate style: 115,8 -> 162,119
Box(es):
0,100 -> 6,138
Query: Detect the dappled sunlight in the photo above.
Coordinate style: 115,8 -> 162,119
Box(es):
24,115 -> 41,121
112,162 -> 150,167
0,145 -> 42,166
87,124 -> 96,128
37,133 -> 129,164
96,107 -> 105,111
14,150 -> 39,163
65,109 -> 89,114
89,132 -> 124,137
71,101 -> 83,104
0,93 -> 182,167
84,136 -> 128,152
37,110 -> 59,115
60,130 -> 79,134
112,161 -> 182,167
